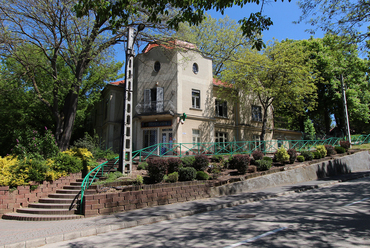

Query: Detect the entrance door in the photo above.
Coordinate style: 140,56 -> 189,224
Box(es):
161,128 -> 173,155
143,129 -> 157,153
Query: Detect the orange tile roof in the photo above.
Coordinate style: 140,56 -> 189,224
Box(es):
213,78 -> 232,88
110,80 -> 125,86
142,40 -> 197,53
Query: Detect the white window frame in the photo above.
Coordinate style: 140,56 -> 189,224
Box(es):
215,99 -> 228,118
192,89 -> 201,109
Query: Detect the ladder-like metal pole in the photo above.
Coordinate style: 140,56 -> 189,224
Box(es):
119,27 -> 135,173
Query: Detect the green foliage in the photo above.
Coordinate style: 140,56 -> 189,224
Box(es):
275,147 -> 290,164
11,128 -> 59,160
165,172 -> 179,183
300,151 -> 314,161
313,151 -> 322,159
255,159 -> 272,171
304,118 -> 316,140
137,162 -> 148,170
135,175 -> 143,185
17,158 -> 48,183
52,152 -> 83,174
335,146 -> 346,154
297,155 -> 305,162
73,133 -> 118,160
211,155 -> 224,163
228,155 -> 250,174
181,156 -> 195,167
316,145 -> 327,158
287,149 -> 297,164
147,158 -> 168,183
167,157 -> 182,173
196,171 -> 209,180
252,150 -> 264,161
192,155 -> 209,171
325,145 -> 336,156
263,157 -> 273,162
178,167 -> 196,181
208,164 -> 222,179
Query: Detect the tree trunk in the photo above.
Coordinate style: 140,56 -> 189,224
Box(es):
260,106 -> 269,153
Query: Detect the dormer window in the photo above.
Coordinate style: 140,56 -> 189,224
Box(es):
154,61 -> 161,72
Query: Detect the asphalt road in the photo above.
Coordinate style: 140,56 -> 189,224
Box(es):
42,176 -> 370,248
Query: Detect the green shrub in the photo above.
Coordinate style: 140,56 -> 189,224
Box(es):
255,159 -> 272,171
297,155 -> 305,162
208,164 -> 222,179
263,156 -> 273,162
137,162 -> 148,170
52,152 -> 83,174
181,156 -> 195,167
252,150 -> 264,161
165,172 -> 179,183
196,171 -> 209,180
193,155 -> 209,171
316,145 -> 327,158
135,175 -> 143,185
18,158 -> 48,183
287,149 -> 297,164
211,155 -> 224,162
147,158 -> 168,183
167,157 -> 182,173
178,167 -> 196,181
275,147 -> 290,164
313,151 -> 322,159
300,151 -> 313,161
335,146 -> 346,154
325,145 -> 336,156
228,155 -> 250,174
340,140 -> 351,150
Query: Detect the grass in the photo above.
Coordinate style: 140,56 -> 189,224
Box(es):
352,143 -> 370,150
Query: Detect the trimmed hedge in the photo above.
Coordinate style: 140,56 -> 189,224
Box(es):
196,171 -> 209,180
252,150 -> 264,161
255,159 -> 272,171
335,146 -> 346,154
300,151 -> 313,161
193,155 -> 209,171
229,154 -> 250,174
147,158 -> 168,183
167,157 -> 182,174
297,155 -> 305,162
178,167 -> 197,181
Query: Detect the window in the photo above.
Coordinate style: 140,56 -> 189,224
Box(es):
192,129 -> 201,144
215,99 -> 227,118
154,61 -> 161,72
144,87 -> 164,113
143,129 -> 157,151
252,134 -> 261,150
192,89 -> 200,109
192,63 -> 199,74
215,132 -> 228,143
252,105 -> 262,122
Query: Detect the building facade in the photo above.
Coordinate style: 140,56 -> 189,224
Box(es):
93,40 -> 302,155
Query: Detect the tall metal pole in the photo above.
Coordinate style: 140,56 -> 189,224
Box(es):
340,74 -> 352,146
119,27 -> 135,173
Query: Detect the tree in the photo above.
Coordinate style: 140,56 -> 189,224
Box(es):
171,14 -> 251,76
297,0 -> 370,47
221,40 -> 317,145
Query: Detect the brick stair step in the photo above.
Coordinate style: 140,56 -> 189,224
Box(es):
56,189 -> 81,194
28,203 -> 74,209
17,208 -> 78,215
39,198 -> 77,204
63,185 -> 81,190
2,213 -> 84,221
48,193 -> 78,199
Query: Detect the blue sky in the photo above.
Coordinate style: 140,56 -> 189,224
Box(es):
207,0 -> 325,44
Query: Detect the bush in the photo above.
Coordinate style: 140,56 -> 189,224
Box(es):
275,147 -> 290,164
178,167 -> 196,181
262,156 -> 273,162
135,175 -> 143,185
211,155 -> 224,163
137,162 -> 148,170
287,149 -> 297,164
196,171 -> 209,180
181,156 -> 195,167
18,158 -> 48,183
228,155 -> 250,174
167,157 -> 182,173
193,155 -> 209,171
335,146 -> 346,154
325,145 -> 336,156
300,151 -> 313,161
53,152 -> 83,174
147,158 -> 168,183
165,172 -> 179,183
313,151 -> 322,159
316,145 -> 327,158
297,155 -> 305,162
255,159 -> 272,171
340,140 -> 351,150
208,164 -> 222,179
252,150 -> 264,161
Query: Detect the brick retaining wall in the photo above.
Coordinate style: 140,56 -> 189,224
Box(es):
83,181 -> 213,217
0,172 -> 82,217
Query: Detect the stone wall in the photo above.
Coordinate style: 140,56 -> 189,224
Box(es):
0,173 -> 82,217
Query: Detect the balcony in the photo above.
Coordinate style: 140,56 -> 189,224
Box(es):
135,100 -> 176,115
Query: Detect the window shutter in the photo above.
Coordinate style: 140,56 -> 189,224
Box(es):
144,89 -> 151,112
156,87 -> 164,112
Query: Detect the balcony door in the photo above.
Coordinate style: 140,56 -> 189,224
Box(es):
144,87 -> 163,113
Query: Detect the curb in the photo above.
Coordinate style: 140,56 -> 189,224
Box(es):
3,172 -> 369,248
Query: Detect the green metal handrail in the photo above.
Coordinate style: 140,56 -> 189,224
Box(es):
80,156 -> 119,212
80,134 -> 370,212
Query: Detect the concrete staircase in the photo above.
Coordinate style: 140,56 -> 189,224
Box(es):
2,159 -> 120,221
